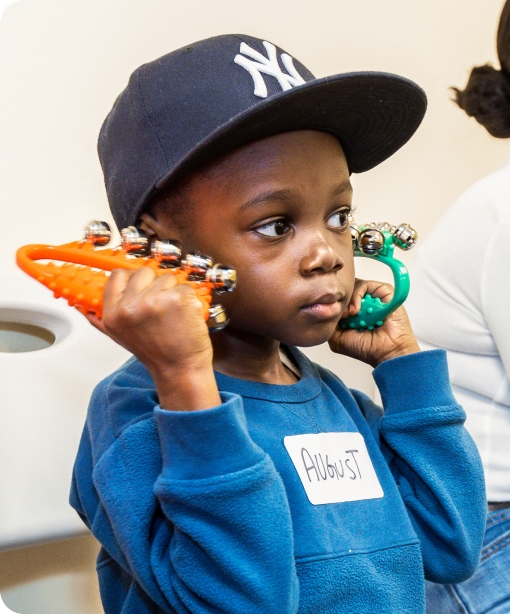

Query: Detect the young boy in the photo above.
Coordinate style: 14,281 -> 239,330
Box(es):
71,34 -> 486,613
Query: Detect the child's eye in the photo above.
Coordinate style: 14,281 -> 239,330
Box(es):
327,209 -> 351,231
255,219 -> 291,237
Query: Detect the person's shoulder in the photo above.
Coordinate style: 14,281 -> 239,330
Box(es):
415,161 -> 510,254
91,355 -> 155,404
88,356 -> 158,441
456,160 -> 510,207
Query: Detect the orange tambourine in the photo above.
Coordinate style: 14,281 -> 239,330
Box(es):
16,221 -> 237,331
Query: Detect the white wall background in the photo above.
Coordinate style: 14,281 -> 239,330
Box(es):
0,0 -> 508,612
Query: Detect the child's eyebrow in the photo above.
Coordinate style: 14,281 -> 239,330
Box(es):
238,181 -> 353,213
331,180 -> 353,197
238,188 -> 298,213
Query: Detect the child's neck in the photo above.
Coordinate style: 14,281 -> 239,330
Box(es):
212,328 -> 298,385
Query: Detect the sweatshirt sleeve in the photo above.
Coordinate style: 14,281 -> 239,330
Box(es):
367,350 -> 486,584
70,374 -> 299,613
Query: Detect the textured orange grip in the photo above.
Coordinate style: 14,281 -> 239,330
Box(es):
16,241 -> 213,320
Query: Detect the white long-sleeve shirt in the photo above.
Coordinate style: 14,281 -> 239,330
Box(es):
406,160 -> 510,501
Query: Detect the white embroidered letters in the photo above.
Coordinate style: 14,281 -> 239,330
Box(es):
234,41 -> 306,98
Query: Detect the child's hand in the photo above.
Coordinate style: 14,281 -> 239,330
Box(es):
85,267 -> 221,411
328,279 -> 420,367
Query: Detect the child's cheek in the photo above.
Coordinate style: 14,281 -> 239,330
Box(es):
346,253 -> 356,294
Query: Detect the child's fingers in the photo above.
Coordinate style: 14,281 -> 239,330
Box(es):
142,278 -> 204,320
105,267 -> 179,308
103,268 -> 136,308
348,279 -> 394,315
348,282 -> 365,315
103,268 -> 168,331
145,269 -> 182,293
346,279 -> 370,315
365,281 -> 394,303
104,267 -> 203,331
130,272 -> 200,320
83,311 -> 108,335
121,266 -> 163,299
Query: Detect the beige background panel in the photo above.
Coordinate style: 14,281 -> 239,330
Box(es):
0,0 -> 508,262
1,0 -> 507,612
0,535 -> 102,613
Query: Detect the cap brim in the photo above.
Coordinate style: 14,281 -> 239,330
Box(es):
149,71 -> 426,209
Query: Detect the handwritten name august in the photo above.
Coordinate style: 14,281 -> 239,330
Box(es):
301,448 -> 362,483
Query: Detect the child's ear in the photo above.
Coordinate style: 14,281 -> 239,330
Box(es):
138,212 -> 183,243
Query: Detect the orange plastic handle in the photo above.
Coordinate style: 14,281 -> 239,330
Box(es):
16,241 -> 213,320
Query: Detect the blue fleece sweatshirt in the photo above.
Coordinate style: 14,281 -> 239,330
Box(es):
70,348 -> 486,613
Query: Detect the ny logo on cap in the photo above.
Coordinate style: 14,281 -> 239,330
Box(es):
234,41 -> 306,98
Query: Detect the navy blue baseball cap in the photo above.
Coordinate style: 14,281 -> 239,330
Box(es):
98,34 -> 427,230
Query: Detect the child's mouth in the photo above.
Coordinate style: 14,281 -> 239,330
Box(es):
301,294 -> 343,320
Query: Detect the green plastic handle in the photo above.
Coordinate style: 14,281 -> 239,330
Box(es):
340,230 -> 410,331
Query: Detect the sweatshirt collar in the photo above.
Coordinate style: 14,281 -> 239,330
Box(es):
214,346 -> 322,403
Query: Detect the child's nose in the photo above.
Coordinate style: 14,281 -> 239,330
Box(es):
299,232 -> 344,276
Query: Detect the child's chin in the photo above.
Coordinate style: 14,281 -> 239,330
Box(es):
279,322 -> 339,348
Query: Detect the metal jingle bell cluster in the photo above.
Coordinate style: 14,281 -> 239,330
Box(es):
348,219 -> 418,255
86,221 -> 237,331
338,218 -> 418,331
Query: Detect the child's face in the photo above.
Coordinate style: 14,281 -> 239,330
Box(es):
158,130 -> 355,347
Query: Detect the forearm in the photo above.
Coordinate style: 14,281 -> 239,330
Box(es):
152,363 -> 221,411
375,350 -> 487,583
86,393 -> 299,613
155,393 -> 298,611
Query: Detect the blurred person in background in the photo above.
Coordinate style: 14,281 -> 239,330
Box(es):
406,1 -> 510,612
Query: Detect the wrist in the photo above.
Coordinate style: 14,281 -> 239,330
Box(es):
152,363 -> 221,412
372,339 -> 421,367
373,349 -> 456,414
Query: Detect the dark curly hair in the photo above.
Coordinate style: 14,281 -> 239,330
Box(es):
453,0 -> 510,137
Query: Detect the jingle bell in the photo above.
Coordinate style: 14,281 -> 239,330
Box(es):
358,228 -> 385,255
393,224 -> 418,250
151,240 -> 182,268
84,221 -> 111,246
350,223 -> 360,250
206,305 -> 229,331
183,252 -> 214,280
120,226 -> 150,256
206,264 -> 237,293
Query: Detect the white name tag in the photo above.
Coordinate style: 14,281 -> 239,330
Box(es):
283,432 -> 384,505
